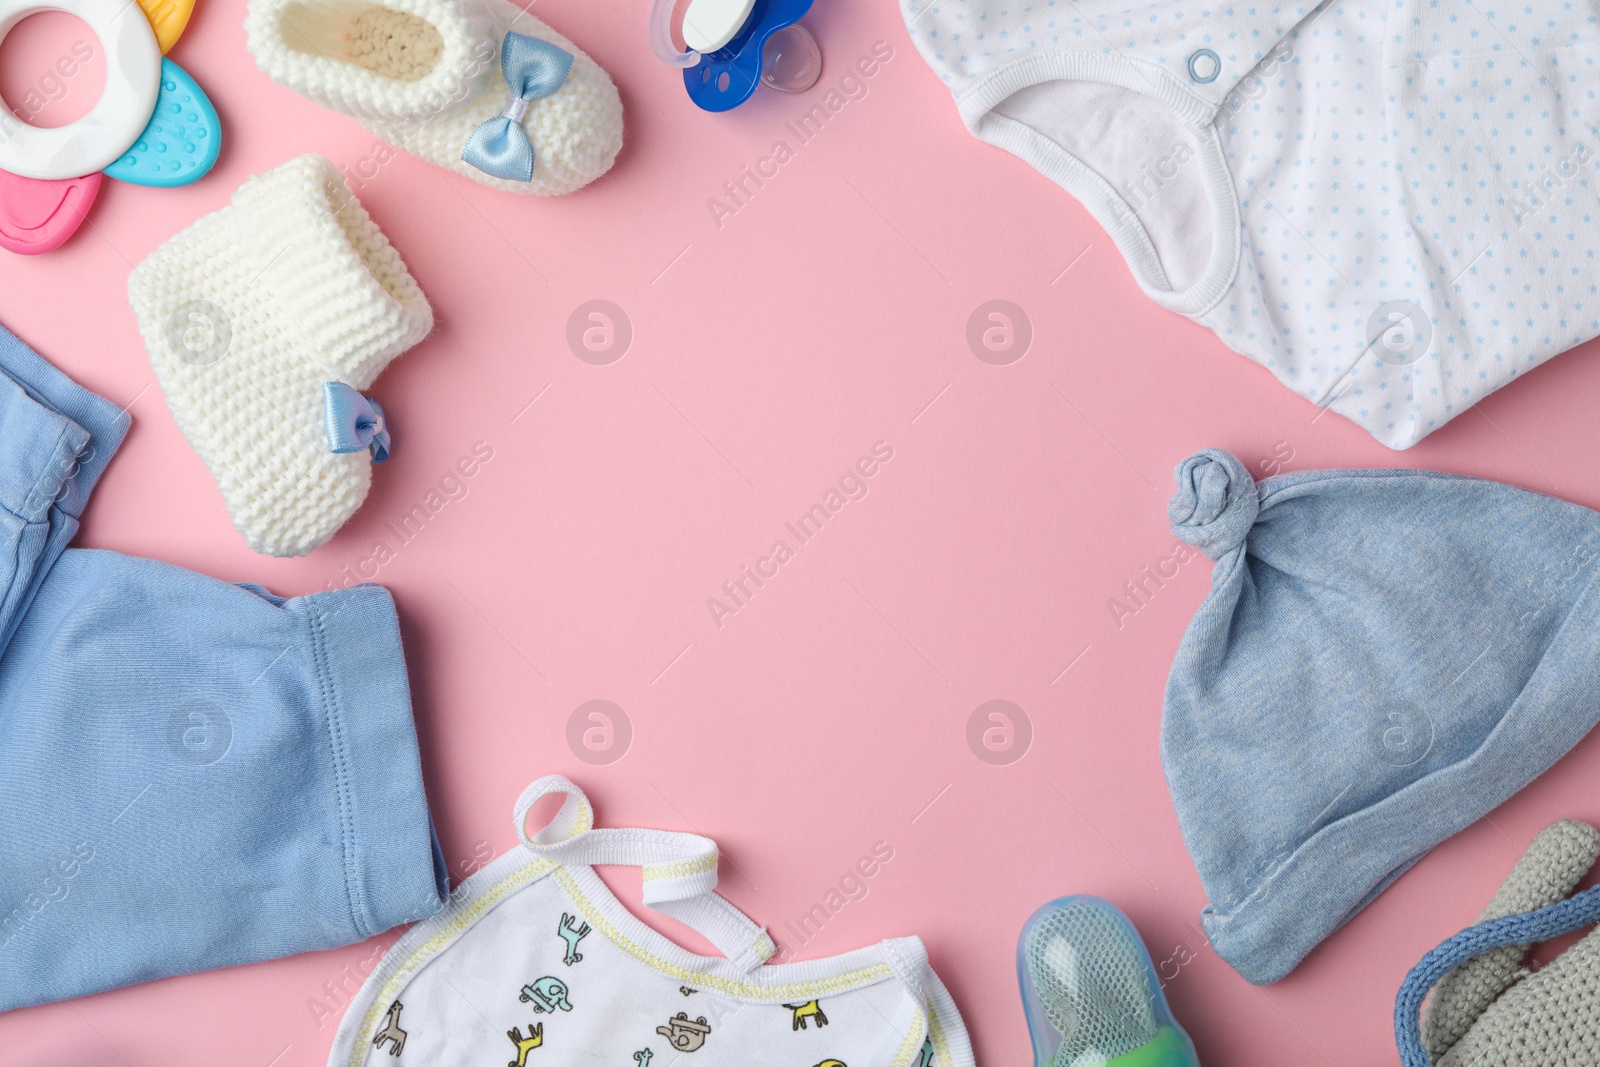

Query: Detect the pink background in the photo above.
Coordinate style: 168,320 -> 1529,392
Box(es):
5,0 -> 1600,1063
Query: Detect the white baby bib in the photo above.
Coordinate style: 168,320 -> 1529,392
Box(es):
328,776 -> 974,1067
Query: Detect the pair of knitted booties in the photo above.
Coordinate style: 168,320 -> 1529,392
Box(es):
127,4 -> 620,556
245,0 -> 622,195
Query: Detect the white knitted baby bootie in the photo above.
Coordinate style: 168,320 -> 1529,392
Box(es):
245,0 -> 622,196
128,154 -> 433,557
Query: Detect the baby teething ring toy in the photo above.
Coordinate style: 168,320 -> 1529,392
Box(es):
136,0 -> 194,52
0,0 -> 162,180
0,0 -> 215,254
104,57 -> 221,187
0,171 -> 100,253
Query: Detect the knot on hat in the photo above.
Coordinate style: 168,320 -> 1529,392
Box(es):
1168,449 -> 1259,559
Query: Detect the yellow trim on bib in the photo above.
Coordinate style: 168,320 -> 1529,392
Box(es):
891,1007 -> 930,1067
642,852 -> 719,881
344,859 -> 556,1067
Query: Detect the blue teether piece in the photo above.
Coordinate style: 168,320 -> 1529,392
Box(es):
684,0 -> 813,112
104,58 -> 221,188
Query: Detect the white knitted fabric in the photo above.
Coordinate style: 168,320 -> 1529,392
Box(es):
128,154 -> 433,558
245,0 -> 622,196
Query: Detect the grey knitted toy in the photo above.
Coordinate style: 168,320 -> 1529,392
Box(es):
1420,820 -> 1600,1067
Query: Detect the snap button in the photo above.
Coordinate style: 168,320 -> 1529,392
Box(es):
1188,48 -> 1220,84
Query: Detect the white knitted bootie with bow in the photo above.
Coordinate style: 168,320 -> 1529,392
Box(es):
246,0 -> 622,196
128,154 -> 433,557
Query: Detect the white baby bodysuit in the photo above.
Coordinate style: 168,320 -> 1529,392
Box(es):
903,0 -> 1600,448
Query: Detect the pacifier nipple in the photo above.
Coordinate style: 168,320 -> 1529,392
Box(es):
760,24 -> 821,92
1168,448 -> 1260,560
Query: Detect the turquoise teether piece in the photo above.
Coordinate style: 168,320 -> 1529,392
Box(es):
104,58 -> 221,188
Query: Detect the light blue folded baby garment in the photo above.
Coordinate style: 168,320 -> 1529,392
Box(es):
0,323 -> 447,1012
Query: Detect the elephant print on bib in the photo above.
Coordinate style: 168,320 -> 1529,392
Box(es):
519,976 -> 572,1013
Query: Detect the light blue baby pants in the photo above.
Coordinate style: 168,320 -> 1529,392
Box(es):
0,324 -> 447,1012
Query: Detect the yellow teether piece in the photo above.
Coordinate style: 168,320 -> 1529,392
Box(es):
137,0 -> 195,52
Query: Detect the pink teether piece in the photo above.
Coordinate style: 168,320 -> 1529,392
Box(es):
0,170 -> 100,254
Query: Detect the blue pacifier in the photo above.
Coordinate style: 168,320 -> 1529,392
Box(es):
1019,896 -> 1202,1067
649,0 -> 821,112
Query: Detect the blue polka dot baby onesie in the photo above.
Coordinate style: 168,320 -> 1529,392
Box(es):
903,0 -> 1600,447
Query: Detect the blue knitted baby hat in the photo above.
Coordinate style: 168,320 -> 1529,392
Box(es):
1163,449 -> 1600,985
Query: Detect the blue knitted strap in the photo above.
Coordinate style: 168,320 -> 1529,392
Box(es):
1394,884 -> 1600,1066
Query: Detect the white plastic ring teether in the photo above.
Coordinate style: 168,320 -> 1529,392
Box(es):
0,0 -> 162,180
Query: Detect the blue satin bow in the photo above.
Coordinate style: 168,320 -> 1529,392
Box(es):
461,32 -> 575,182
324,382 -> 391,463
